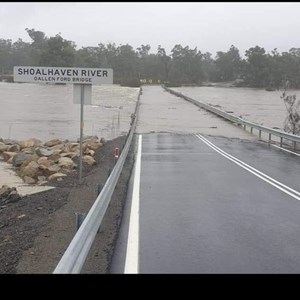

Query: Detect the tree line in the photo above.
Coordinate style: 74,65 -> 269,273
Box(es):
1,28 -> 300,88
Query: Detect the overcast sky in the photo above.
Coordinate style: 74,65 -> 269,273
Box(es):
1,2 -> 300,57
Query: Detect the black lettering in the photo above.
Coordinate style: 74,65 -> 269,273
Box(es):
61,69 -> 66,76
103,70 -> 108,77
82,70 -> 86,76
73,70 -> 78,76
90,70 -> 96,76
30,69 -> 35,75
54,70 -> 60,76
67,69 -> 72,76
23,69 -> 29,75
48,69 -> 53,75
18,68 -> 23,75
97,70 -> 102,77
36,69 -> 41,75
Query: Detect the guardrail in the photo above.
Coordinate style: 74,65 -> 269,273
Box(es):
53,88 -> 141,274
163,86 -> 300,150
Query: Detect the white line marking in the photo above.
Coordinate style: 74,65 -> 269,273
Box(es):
195,134 -> 300,201
197,134 -> 300,197
270,144 -> 300,157
124,134 -> 142,273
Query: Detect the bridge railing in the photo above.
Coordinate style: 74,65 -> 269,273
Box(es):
163,86 -> 300,149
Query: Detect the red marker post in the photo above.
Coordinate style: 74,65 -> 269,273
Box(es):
114,147 -> 120,165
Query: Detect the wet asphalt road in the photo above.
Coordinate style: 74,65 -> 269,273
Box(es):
111,133 -> 300,273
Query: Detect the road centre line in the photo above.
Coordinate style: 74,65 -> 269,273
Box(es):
124,134 -> 142,273
196,134 -> 300,201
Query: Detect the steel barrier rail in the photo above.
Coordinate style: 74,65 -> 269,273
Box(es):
53,88 -> 141,274
163,86 -> 300,147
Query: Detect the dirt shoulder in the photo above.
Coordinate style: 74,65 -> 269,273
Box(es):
0,135 -> 135,273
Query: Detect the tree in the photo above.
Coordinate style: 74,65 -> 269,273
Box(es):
244,46 -> 270,88
0,39 -> 12,74
11,38 -> 33,67
281,81 -> 300,135
215,45 -> 241,81
170,44 -> 204,84
25,28 -> 47,65
201,52 -> 217,82
39,34 -> 76,67
267,48 -> 283,89
114,44 -> 139,82
157,45 -> 171,82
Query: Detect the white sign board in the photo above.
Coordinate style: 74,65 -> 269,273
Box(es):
73,84 -> 92,105
13,66 -> 113,85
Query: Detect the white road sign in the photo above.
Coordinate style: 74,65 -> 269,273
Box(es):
73,84 -> 92,105
13,66 -> 113,85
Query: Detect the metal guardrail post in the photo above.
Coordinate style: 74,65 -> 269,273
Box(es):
76,213 -> 86,231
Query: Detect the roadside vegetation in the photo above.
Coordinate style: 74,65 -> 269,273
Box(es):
1,29 -> 300,89
281,81 -> 300,135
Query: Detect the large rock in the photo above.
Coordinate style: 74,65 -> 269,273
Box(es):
58,157 -> 77,169
21,147 -> 35,154
0,185 -> 11,199
3,139 -> 18,145
37,157 -> 53,169
8,144 -> 21,152
46,164 -> 61,175
23,176 -> 36,184
60,152 -> 79,159
19,154 -> 39,172
83,155 -> 96,165
21,161 -> 39,178
3,151 -> 17,162
84,149 -> 95,156
0,142 -> 9,153
44,139 -> 62,147
49,143 -> 65,151
78,136 -> 98,143
35,147 -> 54,157
48,153 -> 61,163
0,185 -> 21,204
18,138 -> 42,149
12,152 -> 32,167
85,141 -> 103,151
48,172 -> 67,181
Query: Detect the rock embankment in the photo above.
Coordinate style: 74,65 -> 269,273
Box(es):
0,136 -> 106,185
0,185 -> 21,204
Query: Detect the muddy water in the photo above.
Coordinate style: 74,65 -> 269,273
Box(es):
0,83 -> 139,195
174,86 -> 300,130
0,82 -> 139,141
136,85 -> 255,140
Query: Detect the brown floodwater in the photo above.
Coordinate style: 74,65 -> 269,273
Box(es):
0,82 -> 139,142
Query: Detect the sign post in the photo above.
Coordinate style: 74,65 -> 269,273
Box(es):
14,66 -> 113,183
79,84 -> 84,183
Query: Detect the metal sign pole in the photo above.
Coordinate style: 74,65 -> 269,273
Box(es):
79,84 -> 84,183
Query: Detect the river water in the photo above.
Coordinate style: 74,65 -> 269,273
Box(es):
0,83 -> 297,142
0,82 -> 139,142
174,86 -> 300,131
